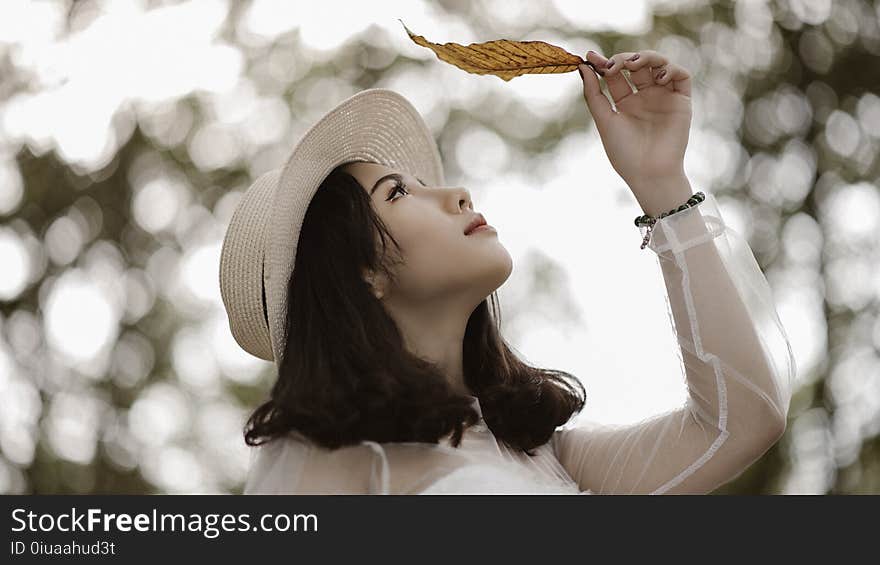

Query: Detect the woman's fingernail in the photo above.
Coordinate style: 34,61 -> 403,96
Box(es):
605,59 -> 615,68
628,53 -> 640,61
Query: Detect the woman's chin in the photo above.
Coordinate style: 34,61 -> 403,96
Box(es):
485,250 -> 514,291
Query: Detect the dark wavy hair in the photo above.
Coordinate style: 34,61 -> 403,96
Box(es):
243,159 -> 586,455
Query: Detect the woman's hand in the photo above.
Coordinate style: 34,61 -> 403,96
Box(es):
578,50 -> 694,216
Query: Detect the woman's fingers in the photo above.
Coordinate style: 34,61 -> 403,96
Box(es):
652,62 -> 692,97
580,49 -> 692,125
620,49 -> 669,90
578,62 -> 615,127
620,50 -> 692,97
587,51 -> 634,104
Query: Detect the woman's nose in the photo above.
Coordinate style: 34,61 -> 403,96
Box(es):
433,185 -> 472,213
451,186 -> 473,212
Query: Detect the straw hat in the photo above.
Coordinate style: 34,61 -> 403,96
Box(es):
219,88 -> 446,371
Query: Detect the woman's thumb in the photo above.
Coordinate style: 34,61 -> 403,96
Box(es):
578,63 -> 613,123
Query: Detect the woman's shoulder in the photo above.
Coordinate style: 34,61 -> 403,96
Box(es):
245,433 -> 385,494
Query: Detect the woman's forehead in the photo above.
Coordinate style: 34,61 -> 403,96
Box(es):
345,161 -> 400,180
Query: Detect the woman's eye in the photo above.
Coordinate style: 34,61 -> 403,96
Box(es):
386,180 -> 409,201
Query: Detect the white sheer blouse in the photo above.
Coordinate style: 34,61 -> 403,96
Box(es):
243,192 -> 796,495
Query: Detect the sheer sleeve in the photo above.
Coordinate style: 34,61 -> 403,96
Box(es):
552,192 -> 796,494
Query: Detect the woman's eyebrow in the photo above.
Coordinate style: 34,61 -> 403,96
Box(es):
370,173 -> 403,196
369,173 -> 427,195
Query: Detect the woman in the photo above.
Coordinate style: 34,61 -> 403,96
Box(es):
219,50 -> 795,494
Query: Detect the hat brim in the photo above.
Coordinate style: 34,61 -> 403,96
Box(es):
263,88 -> 446,370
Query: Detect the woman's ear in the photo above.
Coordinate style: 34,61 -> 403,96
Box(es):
362,268 -> 388,300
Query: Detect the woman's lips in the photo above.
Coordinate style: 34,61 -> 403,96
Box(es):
466,224 -> 496,235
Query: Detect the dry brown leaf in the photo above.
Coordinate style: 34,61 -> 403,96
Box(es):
399,19 -> 597,82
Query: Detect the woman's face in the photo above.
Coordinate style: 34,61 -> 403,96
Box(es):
342,161 -> 513,306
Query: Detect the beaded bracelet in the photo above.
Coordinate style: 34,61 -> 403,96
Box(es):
634,191 -> 706,250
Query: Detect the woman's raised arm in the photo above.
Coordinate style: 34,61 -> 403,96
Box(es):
552,189 -> 795,494
554,50 -> 795,493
